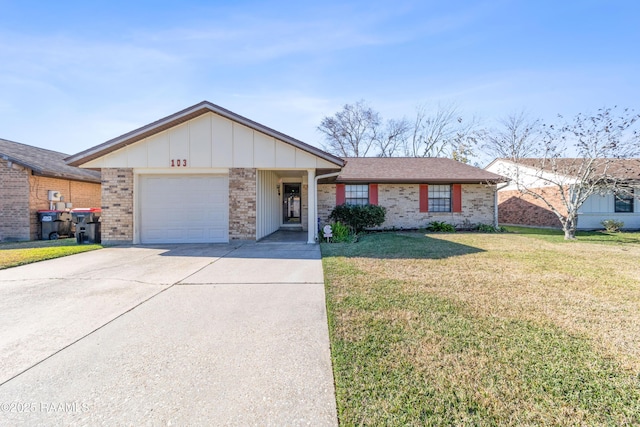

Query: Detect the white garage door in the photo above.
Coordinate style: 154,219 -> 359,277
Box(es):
140,175 -> 229,244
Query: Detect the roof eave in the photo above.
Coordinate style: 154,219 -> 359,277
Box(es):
336,177 -> 506,184
32,170 -> 101,183
1,154 -> 101,183
1,154 -> 43,175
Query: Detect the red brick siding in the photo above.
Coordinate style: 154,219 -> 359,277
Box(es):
101,168 -> 134,244
497,187 -> 566,228
0,158 -> 30,241
28,175 -> 101,240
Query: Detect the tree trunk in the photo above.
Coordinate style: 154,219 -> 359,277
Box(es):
563,213 -> 578,240
563,227 -> 576,240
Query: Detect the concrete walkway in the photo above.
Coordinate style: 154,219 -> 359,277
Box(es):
0,243 -> 337,426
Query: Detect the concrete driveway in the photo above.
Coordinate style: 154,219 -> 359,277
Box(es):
0,242 -> 337,426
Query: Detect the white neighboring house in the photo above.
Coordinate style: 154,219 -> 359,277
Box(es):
486,158 -> 640,230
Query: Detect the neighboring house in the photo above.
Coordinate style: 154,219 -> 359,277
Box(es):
486,158 -> 640,229
0,138 -> 102,241
65,101 -> 505,245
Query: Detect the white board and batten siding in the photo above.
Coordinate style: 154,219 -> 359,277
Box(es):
256,170 -> 280,240
577,192 -> 640,230
80,112 -> 338,170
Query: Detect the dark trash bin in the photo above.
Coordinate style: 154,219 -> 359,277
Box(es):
71,208 -> 102,244
37,210 -> 73,240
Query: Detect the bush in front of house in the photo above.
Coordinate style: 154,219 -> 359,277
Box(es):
426,221 -> 456,233
475,223 -> 506,233
329,204 -> 386,234
330,221 -> 352,242
601,219 -> 624,232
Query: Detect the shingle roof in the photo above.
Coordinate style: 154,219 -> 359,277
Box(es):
496,158 -> 640,182
65,100 -> 344,167
335,157 -> 506,183
0,138 -> 101,183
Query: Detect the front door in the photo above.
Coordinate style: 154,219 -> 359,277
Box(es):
282,183 -> 301,224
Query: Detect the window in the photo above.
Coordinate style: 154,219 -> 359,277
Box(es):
428,184 -> 451,212
345,184 -> 369,205
615,188 -> 634,213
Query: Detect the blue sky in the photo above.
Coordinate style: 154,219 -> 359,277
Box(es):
1,0 -> 638,159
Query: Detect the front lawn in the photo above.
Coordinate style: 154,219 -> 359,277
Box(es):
503,225 -> 640,244
322,232 -> 640,426
0,238 -> 102,269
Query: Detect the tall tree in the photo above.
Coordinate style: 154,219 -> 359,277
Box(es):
317,100 -> 381,157
482,111 -> 541,159
376,118 -> 410,157
487,107 -> 640,239
406,103 -> 483,163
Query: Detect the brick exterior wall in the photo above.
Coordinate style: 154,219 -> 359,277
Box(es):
101,168 -> 134,244
229,168 -> 257,240
317,183 -> 496,229
0,158 -> 101,241
497,187 -> 565,228
317,183 -> 336,227
0,158 -> 30,241
28,175 -> 101,240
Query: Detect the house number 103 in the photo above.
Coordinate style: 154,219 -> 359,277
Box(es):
171,159 -> 187,167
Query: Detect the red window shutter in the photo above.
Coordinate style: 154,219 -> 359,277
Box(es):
452,184 -> 462,212
336,184 -> 346,205
419,184 -> 429,212
369,184 -> 378,205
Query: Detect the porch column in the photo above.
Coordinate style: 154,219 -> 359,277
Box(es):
307,169 -> 316,244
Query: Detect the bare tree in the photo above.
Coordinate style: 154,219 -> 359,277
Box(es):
489,107 -> 640,239
376,118 -> 410,157
317,100 -> 381,157
405,103 -> 483,162
483,111 -> 541,159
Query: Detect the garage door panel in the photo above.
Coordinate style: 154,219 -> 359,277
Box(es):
140,175 -> 229,244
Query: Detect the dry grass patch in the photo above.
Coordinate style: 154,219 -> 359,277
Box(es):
323,232 -> 640,426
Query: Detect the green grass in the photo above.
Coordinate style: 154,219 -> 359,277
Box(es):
503,225 -> 640,244
322,231 -> 640,426
0,238 -> 102,269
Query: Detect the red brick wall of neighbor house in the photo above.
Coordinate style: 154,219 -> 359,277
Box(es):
0,158 -> 30,241
229,168 -> 257,240
497,188 -> 566,228
28,175 -> 101,240
317,183 -> 495,229
101,168 -> 134,244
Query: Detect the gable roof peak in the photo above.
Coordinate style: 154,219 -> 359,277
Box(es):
65,100 -> 344,167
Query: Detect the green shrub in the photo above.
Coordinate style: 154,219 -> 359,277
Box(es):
329,204 -> 386,234
476,223 -> 505,233
426,221 -> 456,233
458,218 -> 475,231
331,221 -> 352,242
601,219 -> 624,232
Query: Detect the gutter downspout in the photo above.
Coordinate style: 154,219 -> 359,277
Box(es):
494,182 -> 510,228
314,171 -> 341,242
